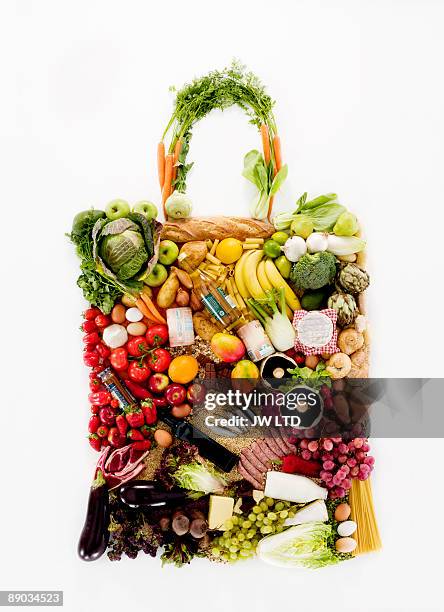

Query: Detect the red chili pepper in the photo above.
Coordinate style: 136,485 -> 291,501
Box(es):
281,454 -> 321,477
88,415 -> 101,433
83,352 -> 100,367
88,391 -> 112,406
83,331 -> 100,345
123,379 -> 153,400
82,319 -> 97,333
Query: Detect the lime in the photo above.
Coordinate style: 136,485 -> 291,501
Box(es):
271,231 -> 289,245
263,239 -> 281,258
290,215 -> 314,239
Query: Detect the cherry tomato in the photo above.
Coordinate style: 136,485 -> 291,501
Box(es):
147,348 -> 171,373
95,314 -> 111,328
84,307 -> 101,320
128,360 -> 151,383
146,324 -> 169,347
89,378 -> 101,392
127,336 -> 149,357
110,347 -> 129,371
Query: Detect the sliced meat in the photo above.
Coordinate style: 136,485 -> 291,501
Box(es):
97,443 -> 150,490
251,440 -> 272,467
257,439 -> 280,462
240,453 -> 266,484
270,429 -> 290,455
242,446 -> 268,472
238,462 -> 263,490
264,435 -> 285,457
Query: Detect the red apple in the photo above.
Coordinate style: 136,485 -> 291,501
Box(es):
148,373 -> 170,394
187,382 -> 205,404
165,383 -> 187,406
152,396 -> 169,409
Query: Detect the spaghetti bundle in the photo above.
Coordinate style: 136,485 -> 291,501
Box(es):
350,477 -> 382,555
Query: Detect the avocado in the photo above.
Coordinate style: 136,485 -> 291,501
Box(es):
301,288 -> 328,311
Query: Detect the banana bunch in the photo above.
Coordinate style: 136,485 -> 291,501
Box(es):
234,249 -> 301,314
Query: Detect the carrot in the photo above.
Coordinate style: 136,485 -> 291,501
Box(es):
172,138 -> 182,184
139,292 -> 167,324
260,123 -> 271,166
162,154 -> 174,215
157,142 -> 166,189
135,298 -> 160,323
267,195 -> 275,222
273,134 -> 282,172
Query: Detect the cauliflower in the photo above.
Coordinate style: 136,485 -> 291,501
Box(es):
290,251 -> 337,290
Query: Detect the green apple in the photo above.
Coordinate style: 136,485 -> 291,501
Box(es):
133,200 -> 158,220
274,255 -> 292,279
105,199 -> 130,220
158,240 -> 179,265
144,263 -> 168,287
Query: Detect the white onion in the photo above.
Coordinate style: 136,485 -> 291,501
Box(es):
282,236 -> 307,262
102,324 -> 128,348
306,232 -> 328,253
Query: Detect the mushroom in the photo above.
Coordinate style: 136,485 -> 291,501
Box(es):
326,353 -> 352,379
338,329 -> 364,355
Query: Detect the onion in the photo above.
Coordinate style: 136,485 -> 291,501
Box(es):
306,232 -> 328,253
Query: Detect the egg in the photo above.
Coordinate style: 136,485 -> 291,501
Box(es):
337,520 -> 357,537
335,537 -> 357,553
154,429 -> 173,448
127,322 -> 147,336
126,307 -> 144,323
334,502 -> 351,522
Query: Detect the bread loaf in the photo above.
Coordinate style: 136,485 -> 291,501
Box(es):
161,216 -> 274,242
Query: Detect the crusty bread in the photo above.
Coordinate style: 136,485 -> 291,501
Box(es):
161,216 -> 275,242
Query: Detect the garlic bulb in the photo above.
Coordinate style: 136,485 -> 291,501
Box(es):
282,236 -> 307,262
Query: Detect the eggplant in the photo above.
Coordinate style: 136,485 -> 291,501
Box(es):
118,480 -> 188,509
78,469 -> 110,562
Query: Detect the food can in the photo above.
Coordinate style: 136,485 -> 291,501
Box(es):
237,320 -> 275,362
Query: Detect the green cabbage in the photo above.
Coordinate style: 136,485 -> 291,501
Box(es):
257,522 -> 339,568
100,224 -> 148,280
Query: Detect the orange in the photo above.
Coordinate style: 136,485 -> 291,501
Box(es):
168,355 -> 199,384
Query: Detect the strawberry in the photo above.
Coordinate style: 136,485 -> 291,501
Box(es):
125,406 -> 144,428
116,414 -> 128,436
101,438 -> 110,447
140,424 -> 152,439
97,425 -> 109,438
127,428 -> 144,441
141,400 -> 157,425
132,439 -> 151,451
88,434 -> 102,452
88,415 -> 100,434
108,427 -> 122,447
90,404 -> 100,415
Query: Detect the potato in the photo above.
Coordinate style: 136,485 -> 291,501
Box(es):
177,241 -> 208,271
157,272 -> 179,309
127,321 -> 147,336
111,304 -> 126,324
171,403 -> 192,419
193,312 -> 220,341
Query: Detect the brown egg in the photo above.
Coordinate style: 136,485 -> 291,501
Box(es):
171,403 -> 192,419
335,537 -> 357,554
127,321 -> 147,336
111,304 -> 126,324
334,502 -> 351,522
154,429 -> 173,448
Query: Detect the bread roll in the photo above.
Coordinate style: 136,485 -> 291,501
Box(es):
161,216 -> 274,242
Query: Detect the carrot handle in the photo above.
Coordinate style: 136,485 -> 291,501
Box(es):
260,124 -> 271,166
157,142 -> 166,189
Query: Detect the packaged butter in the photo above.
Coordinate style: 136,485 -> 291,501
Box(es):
167,307 -> 195,347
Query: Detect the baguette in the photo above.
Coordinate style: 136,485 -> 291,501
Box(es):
161,216 -> 275,242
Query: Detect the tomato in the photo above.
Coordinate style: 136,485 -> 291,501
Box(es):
95,314 -> 111,328
146,324 -> 169,347
110,347 -> 129,371
127,336 -> 149,357
147,348 -> 171,373
128,360 -> 151,383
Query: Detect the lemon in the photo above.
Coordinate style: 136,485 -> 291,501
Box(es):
216,238 -> 243,264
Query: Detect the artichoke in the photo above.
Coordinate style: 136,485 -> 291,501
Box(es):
328,291 -> 358,327
337,263 -> 370,294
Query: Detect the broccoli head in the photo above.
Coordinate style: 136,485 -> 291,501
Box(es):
290,251 -> 337,290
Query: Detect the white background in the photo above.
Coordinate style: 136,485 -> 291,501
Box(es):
2,1 -> 444,611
